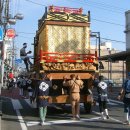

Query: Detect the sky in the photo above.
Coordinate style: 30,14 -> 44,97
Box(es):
11,0 -> 130,59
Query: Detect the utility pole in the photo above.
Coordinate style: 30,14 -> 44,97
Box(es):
0,0 -> 4,25
108,49 -> 112,80
12,39 -> 15,72
122,61 -> 125,84
1,0 -> 9,92
98,32 -> 101,57
90,32 -> 101,57
0,0 -> 4,95
90,32 -> 101,75
107,48 -> 109,81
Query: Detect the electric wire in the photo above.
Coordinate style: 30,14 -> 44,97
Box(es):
25,0 -> 125,14
17,35 -> 33,39
23,0 -> 125,27
15,1 -> 126,45
18,32 -> 35,35
24,0 -> 127,14
84,0 -> 127,11
101,37 -> 125,44
25,0 -> 46,6
91,18 -> 124,27
70,0 -> 124,14
17,32 -> 126,44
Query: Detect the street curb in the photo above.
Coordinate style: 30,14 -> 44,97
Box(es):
0,100 -> 2,116
0,99 -> 2,130
0,115 -> 1,130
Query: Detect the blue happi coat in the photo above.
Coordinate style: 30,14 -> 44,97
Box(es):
37,80 -> 52,107
123,79 -> 130,104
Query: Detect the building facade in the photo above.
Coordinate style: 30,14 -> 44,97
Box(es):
91,42 -> 126,85
125,10 -> 130,74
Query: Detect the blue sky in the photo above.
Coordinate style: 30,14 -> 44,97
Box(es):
12,0 -> 130,58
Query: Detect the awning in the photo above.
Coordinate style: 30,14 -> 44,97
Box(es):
99,50 -> 130,61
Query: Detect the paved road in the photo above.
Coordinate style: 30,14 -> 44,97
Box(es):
1,96 -> 130,130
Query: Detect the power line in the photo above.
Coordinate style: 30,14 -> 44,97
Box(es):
25,0 -> 125,14
18,31 -> 35,35
70,0 -> 124,14
25,0 -> 46,6
18,33 -> 126,44
16,1 -> 126,45
92,18 -> 124,27
85,0 -> 127,12
101,37 -> 125,44
23,0 -> 125,28
16,35 -> 32,39
70,0 -> 125,27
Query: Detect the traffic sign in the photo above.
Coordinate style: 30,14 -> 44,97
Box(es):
0,28 -> 3,41
6,28 -> 15,38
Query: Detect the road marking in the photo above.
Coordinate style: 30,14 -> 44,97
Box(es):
16,110 -> 28,130
96,102 -> 117,106
94,96 -> 124,105
109,99 -> 124,105
11,99 -> 28,130
92,111 -> 122,123
11,99 -> 23,110
110,117 -> 122,123
26,117 -> 101,126
107,101 -> 118,105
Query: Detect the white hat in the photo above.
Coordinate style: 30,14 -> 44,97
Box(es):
23,43 -> 27,47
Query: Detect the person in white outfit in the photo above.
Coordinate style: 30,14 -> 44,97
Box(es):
97,75 -> 110,120
20,43 -> 32,72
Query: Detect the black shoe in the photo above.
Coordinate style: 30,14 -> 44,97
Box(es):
106,115 -> 110,119
30,98 -> 32,104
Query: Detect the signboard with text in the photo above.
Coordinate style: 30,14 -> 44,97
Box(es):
6,28 -> 15,38
49,6 -> 83,14
0,27 -> 3,41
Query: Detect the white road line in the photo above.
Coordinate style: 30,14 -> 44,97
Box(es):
107,101 -> 118,105
109,99 -> 124,105
81,117 -> 101,121
24,99 -> 36,108
11,99 -> 23,110
26,117 -> 101,126
94,96 -> 124,105
26,121 -> 40,126
92,111 -> 122,123
110,117 -> 122,123
16,110 -> 28,130
96,102 -> 117,106
11,99 -> 28,130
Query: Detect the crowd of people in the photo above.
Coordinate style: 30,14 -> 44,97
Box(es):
4,73 -> 33,103
3,72 -> 130,126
